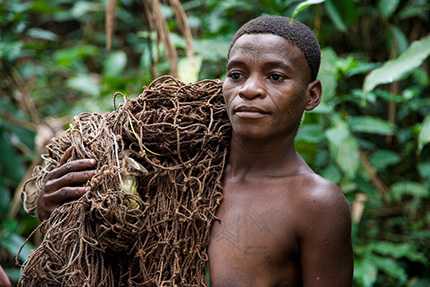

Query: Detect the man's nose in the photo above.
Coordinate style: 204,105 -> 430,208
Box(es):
238,75 -> 266,99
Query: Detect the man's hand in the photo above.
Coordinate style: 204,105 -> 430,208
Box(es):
37,147 -> 97,221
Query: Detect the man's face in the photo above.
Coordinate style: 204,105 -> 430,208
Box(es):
223,33 -> 312,141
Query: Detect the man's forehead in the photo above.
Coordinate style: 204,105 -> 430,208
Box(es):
229,34 -> 305,65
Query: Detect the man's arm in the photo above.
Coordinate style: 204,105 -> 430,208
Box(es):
298,177 -> 353,287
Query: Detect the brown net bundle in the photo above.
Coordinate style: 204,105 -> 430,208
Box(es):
19,75 -> 231,287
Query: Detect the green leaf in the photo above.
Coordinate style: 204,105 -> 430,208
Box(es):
0,176 -> 10,216
418,114 -> 430,153
369,150 -> 401,170
378,0 -> 401,19
71,1 -> 102,18
290,0 -> 326,22
321,164 -> 342,184
374,257 -> 407,283
367,241 -> 428,264
296,124 -> 325,143
390,181 -> 428,202
417,162 -> 430,180
0,129 -> 25,184
103,51 -> 127,78
363,37 -> 430,94
0,232 -> 35,262
348,116 -> 396,135
66,75 -> 100,97
26,28 -> 59,41
326,120 -> 360,178
354,257 -> 378,287
318,47 -> 338,102
325,0 -> 347,32
0,41 -> 23,62
390,25 -> 409,54
398,4 -> 430,20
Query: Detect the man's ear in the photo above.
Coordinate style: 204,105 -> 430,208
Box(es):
305,79 -> 322,111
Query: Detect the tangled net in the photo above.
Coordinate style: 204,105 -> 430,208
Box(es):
19,76 -> 231,286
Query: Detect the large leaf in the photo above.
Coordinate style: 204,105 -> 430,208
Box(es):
326,120 -> 360,178
354,257 -> 378,287
318,47 -> 338,102
103,50 -> 127,78
296,124 -> 325,143
363,37 -> 430,94
418,113 -> 430,153
66,75 -> 101,97
348,116 -> 396,135
325,0 -> 347,32
0,232 -> 35,263
378,0 -> 401,19
290,0 -> 326,22
369,150 -> 401,170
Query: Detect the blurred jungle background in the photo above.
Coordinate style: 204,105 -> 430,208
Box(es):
0,0 -> 429,286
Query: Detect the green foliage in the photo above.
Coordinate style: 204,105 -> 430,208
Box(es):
0,0 -> 429,286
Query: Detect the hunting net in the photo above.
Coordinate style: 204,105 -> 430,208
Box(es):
19,75 -> 231,286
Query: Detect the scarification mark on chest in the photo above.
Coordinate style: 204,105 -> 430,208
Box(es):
211,207 -> 273,255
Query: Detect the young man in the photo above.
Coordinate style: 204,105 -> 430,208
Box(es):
37,16 -> 353,286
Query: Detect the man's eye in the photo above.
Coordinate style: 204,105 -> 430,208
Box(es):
269,74 -> 285,81
229,72 -> 242,80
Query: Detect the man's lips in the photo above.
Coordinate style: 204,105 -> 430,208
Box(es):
234,105 -> 269,119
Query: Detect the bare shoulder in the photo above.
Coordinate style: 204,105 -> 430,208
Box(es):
291,173 -> 351,236
291,174 -> 354,286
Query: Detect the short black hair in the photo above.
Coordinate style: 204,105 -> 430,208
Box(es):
228,15 -> 321,82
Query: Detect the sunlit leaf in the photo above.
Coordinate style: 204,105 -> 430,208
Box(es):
363,37 -> 430,94
348,116 -> 396,135
103,50 -> 127,77
178,56 -> 203,83
66,75 -> 100,97
319,47 -> 338,102
290,0 -> 326,22
418,114 -> 430,153
71,1 -> 102,18
378,0 -> 401,19
354,257 -> 378,287
26,28 -> 59,41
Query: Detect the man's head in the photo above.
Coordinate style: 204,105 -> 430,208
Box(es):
228,15 -> 321,82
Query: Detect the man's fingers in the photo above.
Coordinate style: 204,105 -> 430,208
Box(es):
48,159 -> 97,180
46,170 -> 97,193
59,146 -> 74,166
45,186 -> 90,204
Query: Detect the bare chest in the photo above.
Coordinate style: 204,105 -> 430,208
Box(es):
207,180 -> 302,287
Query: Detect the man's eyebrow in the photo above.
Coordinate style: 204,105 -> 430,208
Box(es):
262,60 -> 294,72
226,60 -> 247,70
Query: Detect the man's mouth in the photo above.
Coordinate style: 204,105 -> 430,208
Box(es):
234,106 -> 269,119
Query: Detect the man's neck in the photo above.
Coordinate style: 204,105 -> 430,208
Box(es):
225,132 -> 311,180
